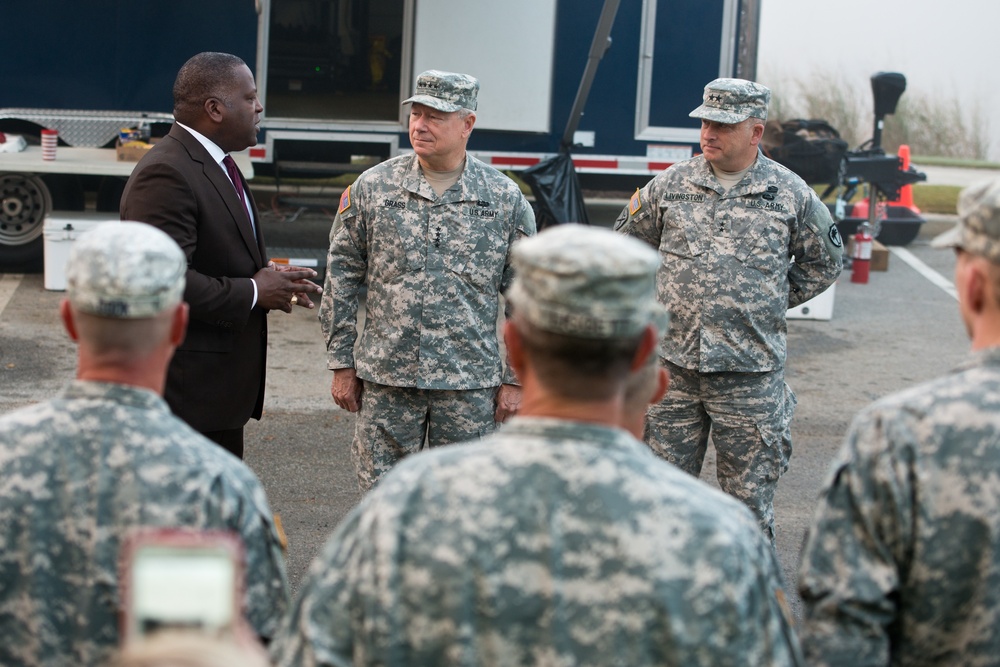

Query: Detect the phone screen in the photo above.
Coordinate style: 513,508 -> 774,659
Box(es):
120,530 -> 244,642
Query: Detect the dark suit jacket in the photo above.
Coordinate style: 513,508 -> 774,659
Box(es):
120,123 -> 267,432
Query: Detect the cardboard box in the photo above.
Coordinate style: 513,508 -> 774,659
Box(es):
846,237 -> 889,272
116,137 -> 157,162
787,283 -> 836,321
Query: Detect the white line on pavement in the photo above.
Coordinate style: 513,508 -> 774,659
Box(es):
0,274 -> 23,318
889,247 -> 958,301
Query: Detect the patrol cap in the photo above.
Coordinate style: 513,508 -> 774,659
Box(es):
507,224 -> 668,339
689,77 -> 770,124
402,70 -> 479,112
66,221 -> 186,319
931,178 -> 1000,263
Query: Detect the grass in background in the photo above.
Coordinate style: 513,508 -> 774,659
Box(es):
912,185 -> 960,214
815,183 -> 959,215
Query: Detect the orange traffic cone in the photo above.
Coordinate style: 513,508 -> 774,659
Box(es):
896,144 -> 920,213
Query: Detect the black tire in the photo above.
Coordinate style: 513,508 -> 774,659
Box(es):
0,236 -> 43,272
0,172 -> 51,273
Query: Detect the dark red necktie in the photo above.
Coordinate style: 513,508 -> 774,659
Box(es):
222,155 -> 252,227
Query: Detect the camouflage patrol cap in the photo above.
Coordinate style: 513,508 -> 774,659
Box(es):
66,221 -> 186,319
931,178 -> 1000,263
689,78 -> 770,124
507,224 -> 668,339
402,70 -> 479,112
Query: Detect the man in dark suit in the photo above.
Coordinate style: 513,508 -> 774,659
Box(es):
121,51 -> 321,458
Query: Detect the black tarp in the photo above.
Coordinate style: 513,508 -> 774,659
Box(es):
520,152 -> 590,231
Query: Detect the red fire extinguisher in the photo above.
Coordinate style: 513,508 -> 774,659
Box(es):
851,222 -> 874,284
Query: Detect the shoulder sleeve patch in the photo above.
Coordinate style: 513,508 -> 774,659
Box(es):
629,188 -> 642,215
829,223 -> 843,248
338,185 -> 351,214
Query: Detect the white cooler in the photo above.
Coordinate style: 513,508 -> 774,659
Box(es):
44,213 -> 119,291
787,283 -> 836,321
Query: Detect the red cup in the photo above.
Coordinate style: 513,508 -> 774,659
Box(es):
41,129 -> 58,160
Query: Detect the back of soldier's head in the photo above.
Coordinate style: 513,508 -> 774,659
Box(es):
507,224 -> 667,399
933,179 -> 1000,265
65,221 -> 186,355
932,179 -> 1000,309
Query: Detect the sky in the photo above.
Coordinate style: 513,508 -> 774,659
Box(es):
756,0 -> 999,160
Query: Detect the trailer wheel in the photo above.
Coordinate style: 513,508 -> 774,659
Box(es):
0,173 -> 51,270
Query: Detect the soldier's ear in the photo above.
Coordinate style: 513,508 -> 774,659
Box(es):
60,299 -> 79,342
504,320 -> 525,377
630,324 -> 659,372
651,367 -> 669,405
169,302 -> 190,347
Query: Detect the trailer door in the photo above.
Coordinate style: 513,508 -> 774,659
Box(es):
261,0 -> 409,122
635,0 -> 739,143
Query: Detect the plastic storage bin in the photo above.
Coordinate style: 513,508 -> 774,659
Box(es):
44,214 -> 119,290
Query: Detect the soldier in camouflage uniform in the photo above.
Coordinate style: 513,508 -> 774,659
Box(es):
797,179 -> 1000,666
0,222 -> 288,666
272,224 -> 803,667
614,78 -> 843,542
320,70 -> 535,491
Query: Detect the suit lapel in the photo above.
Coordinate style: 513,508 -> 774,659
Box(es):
245,186 -> 267,259
207,159 -> 263,267
171,125 -> 264,267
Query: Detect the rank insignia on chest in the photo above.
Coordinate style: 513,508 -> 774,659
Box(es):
629,188 -> 642,215
338,185 -> 351,214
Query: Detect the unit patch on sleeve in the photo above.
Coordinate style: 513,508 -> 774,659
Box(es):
338,185 -> 351,214
829,224 -> 843,247
628,188 -> 642,215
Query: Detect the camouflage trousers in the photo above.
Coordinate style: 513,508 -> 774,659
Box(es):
644,361 -> 796,543
353,382 -> 498,492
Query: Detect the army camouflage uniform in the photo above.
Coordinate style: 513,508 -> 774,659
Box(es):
320,151 -> 535,490
0,381 -> 289,666
797,348 -> 1000,666
615,150 -> 842,540
270,417 -> 803,667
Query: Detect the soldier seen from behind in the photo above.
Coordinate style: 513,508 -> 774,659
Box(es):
798,179 -> 1000,666
0,222 -> 288,666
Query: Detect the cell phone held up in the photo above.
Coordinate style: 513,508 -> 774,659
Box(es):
118,528 -> 245,644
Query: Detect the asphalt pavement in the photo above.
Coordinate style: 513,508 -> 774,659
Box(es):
0,169 -> 984,622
